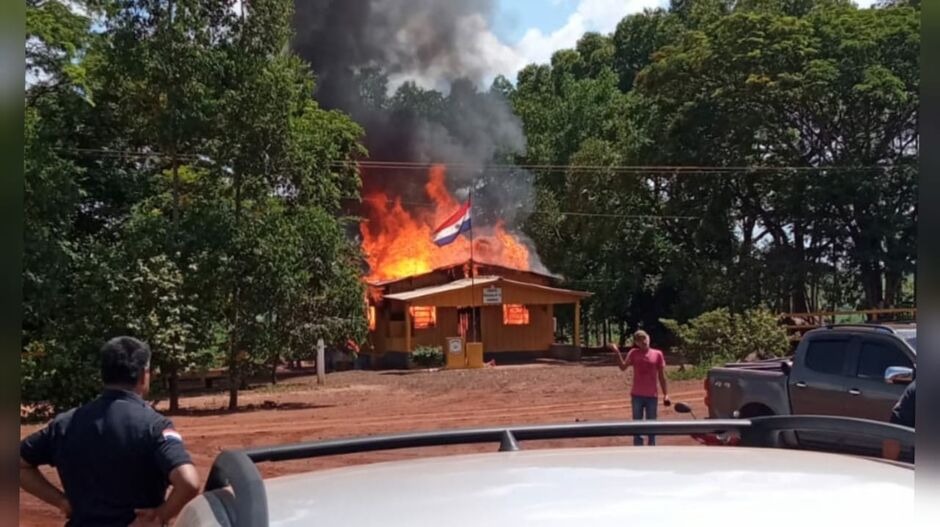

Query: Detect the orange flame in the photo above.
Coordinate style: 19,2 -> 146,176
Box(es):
360,164 -> 532,283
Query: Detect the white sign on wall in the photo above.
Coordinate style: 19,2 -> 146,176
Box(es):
447,337 -> 464,355
482,287 -> 502,305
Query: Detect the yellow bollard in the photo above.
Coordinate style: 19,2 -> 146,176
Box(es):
446,337 -> 466,369
466,342 -> 484,368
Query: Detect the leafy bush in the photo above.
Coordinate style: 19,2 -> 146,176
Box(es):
411,346 -> 444,369
661,308 -> 790,371
732,308 -> 791,360
22,339 -> 101,421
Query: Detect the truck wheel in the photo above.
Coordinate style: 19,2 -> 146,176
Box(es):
738,403 -> 774,418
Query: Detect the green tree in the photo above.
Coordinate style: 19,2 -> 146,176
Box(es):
22,0 -> 369,415
211,0 -> 366,409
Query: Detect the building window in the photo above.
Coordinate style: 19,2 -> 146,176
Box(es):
367,305 -> 376,331
503,304 -> 530,325
409,306 -> 437,329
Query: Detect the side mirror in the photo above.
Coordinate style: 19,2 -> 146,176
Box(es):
674,402 -> 693,414
885,366 -> 914,384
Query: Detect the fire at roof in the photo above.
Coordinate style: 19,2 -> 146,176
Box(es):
359,164 -> 536,283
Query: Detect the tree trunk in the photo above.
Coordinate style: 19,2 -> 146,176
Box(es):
271,354 -> 279,385
227,298 -> 241,411
228,164 -> 243,411
861,265 -> 884,310
228,370 -> 239,410
791,223 -> 809,313
168,366 -> 180,413
884,270 -> 903,308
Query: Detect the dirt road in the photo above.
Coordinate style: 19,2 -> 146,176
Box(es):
20,362 -> 706,526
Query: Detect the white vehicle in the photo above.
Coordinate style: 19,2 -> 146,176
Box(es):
176,410 -> 914,527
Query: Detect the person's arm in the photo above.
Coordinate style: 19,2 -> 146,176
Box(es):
19,458 -> 71,518
883,382 -> 915,461
658,352 -> 670,404
133,464 -> 200,526
20,418 -> 71,517
618,350 -> 629,371
890,382 -> 916,428
135,420 -> 200,526
614,348 -> 630,371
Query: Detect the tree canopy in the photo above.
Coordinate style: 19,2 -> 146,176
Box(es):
22,0 -> 919,414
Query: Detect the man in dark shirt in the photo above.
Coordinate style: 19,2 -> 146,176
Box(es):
882,379 -> 915,461
20,337 -> 200,526
890,380 -> 916,427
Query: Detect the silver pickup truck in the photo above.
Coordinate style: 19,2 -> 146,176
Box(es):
706,323 -> 916,458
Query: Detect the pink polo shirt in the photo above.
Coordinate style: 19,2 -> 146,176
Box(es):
627,347 -> 666,398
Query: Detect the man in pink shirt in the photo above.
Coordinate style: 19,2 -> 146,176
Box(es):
611,330 -> 670,445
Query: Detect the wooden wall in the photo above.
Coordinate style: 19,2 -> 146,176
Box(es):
369,302 -> 556,354
411,307 -> 458,350
480,304 -> 555,353
367,269 -> 585,357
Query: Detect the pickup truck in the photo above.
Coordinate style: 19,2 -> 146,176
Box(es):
706,323 -> 916,458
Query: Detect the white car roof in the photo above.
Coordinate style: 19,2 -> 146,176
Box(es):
253,446 -> 912,527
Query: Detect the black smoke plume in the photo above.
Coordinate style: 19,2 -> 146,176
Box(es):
293,0 -> 545,273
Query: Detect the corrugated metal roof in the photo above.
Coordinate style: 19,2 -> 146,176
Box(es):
366,260 -> 562,287
382,276 -> 590,302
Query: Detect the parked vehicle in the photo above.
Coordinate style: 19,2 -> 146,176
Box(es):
705,323 -> 915,457
175,414 -> 913,527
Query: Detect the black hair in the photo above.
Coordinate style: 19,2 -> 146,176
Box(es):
100,336 -> 151,386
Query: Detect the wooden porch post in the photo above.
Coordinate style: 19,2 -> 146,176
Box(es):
404,304 -> 412,353
574,301 -> 581,348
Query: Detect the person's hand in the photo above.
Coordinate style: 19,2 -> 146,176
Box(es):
663,396 -> 671,407
130,508 -> 163,527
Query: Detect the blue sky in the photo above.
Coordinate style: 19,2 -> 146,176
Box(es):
417,0 -> 886,88
493,0 -> 578,43
490,0 -> 881,65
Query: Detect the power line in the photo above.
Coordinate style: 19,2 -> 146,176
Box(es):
57,147 -> 204,161
344,160 -> 911,174
350,196 -> 700,221
55,148 -> 912,176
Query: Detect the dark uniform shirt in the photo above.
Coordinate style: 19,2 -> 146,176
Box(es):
20,389 -> 193,527
890,380 -> 916,428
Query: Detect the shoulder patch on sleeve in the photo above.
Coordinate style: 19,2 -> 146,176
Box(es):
162,428 -> 184,442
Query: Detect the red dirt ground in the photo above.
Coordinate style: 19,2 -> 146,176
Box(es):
20,362 -> 707,526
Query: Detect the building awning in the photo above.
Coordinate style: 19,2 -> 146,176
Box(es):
382,276 -> 591,307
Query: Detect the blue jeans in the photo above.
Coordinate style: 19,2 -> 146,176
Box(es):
632,395 -> 659,446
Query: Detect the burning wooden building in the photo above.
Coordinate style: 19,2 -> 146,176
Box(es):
364,262 -> 590,368
358,163 -> 590,367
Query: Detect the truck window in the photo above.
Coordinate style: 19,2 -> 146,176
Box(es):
856,341 -> 913,379
804,339 -> 849,375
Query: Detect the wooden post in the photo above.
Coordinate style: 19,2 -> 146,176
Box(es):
316,338 -> 325,385
574,301 -> 581,348
404,305 -> 412,353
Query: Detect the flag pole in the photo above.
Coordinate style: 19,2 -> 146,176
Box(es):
468,183 -> 476,344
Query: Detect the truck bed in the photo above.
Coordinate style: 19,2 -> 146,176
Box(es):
707,361 -> 790,419
718,357 -> 791,371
